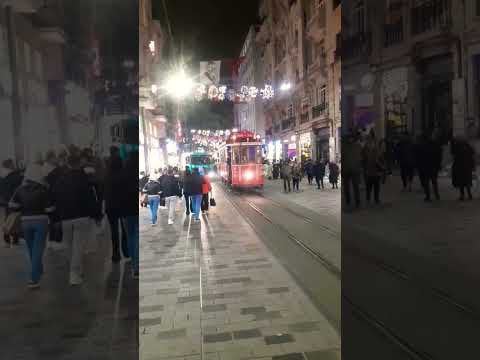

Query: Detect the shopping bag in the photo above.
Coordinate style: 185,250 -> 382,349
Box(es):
209,197 -> 216,207
3,212 -> 21,236
160,197 -> 166,207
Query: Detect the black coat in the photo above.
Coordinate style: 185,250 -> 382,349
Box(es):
104,164 -> 125,215
189,174 -> 203,196
120,162 -> 139,217
416,140 -> 442,177
9,181 -> 54,217
451,141 -> 475,188
314,163 -> 325,178
143,180 -> 161,195
160,175 -> 182,198
51,168 -> 99,221
0,170 -> 24,206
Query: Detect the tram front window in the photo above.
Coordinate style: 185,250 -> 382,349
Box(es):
232,146 -> 262,164
191,156 -> 212,165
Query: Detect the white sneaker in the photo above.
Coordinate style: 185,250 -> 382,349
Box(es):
69,273 -> 83,286
168,220 -> 174,225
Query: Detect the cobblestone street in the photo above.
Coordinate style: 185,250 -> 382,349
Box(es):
139,183 -> 341,360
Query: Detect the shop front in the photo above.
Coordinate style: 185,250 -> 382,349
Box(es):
314,127 -> 330,163
299,132 -> 312,162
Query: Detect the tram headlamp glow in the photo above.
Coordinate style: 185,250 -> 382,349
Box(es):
244,170 -> 254,181
208,171 -> 216,178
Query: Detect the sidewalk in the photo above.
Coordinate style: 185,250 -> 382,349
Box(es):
139,186 -> 340,360
0,214 -> 138,359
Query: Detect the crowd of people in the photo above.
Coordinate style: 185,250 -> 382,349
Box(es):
266,158 -> 339,193
342,128 -> 477,209
140,166 -> 214,226
0,145 -> 139,289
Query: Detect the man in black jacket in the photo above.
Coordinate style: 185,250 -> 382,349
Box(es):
190,168 -> 204,222
161,168 -> 182,225
52,155 -> 98,285
1,159 -> 24,245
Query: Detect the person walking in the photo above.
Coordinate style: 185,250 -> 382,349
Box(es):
328,161 -> 339,189
281,160 -> 293,193
416,133 -> 442,202
305,160 -> 314,185
451,137 -> 475,201
397,132 -> 416,192
190,168 -> 204,222
362,137 -> 384,205
314,160 -> 325,189
121,151 -> 140,278
200,168 -> 212,213
104,156 -> 129,262
0,159 -> 24,245
182,168 -> 194,215
160,168 -> 182,225
292,160 -> 302,192
142,178 -> 162,225
8,165 -> 55,288
342,133 -> 362,208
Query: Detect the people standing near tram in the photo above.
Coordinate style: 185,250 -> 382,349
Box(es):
292,160 -> 302,192
8,164 -> 55,288
160,168 -> 182,225
328,161 -> 339,189
451,137 -> 475,201
314,160 -> 325,190
142,177 -> 162,225
190,168 -> 204,222
281,160 -> 293,193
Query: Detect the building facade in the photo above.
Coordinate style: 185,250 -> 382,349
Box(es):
342,0 -> 480,152
256,0 -> 341,164
139,0 -> 169,174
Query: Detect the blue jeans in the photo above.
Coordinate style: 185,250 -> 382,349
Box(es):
191,195 -> 202,220
148,196 -> 160,224
22,219 -> 48,283
123,216 -> 139,273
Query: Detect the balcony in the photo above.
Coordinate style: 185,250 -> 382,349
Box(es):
282,117 -> 295,131
300,112 -> 310,124
312,103 -> 328,119
341,32 -> 372,60
384,20 -> 404,47
411,0 -> 451,35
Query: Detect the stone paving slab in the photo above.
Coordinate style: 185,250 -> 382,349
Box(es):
139,183 -> 340,360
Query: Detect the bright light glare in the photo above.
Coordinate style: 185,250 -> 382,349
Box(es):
163,69 -> 194,99
280,82 -> 292,91
244,170 -> 254,181
151,84 -> 158,94
208,171 -> 216,178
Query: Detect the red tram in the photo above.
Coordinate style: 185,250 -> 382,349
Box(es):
218,130 -> 264,189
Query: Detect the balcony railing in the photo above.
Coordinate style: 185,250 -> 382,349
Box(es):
300,112 -> 310,124
384,20 -> 404,47
411,0 -> 451,35
282,117 -> 295,130
312,103 -> 328,118
341,32 -> 371,60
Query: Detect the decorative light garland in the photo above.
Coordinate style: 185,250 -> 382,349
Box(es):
193,84 -> 274,103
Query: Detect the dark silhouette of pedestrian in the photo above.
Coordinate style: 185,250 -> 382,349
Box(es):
451,137 -> 475,201
416,133 -> 442,202
397,132 -> 415,191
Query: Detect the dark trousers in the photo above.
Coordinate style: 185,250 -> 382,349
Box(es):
292,178 -> 300,191
366,176 -> 381,204
459,186 -> 472,200
419,173 -> 439,200
201,193 -> 209,211
316,175 -> 324,189
307,174 -> 313,184
107,213 -> 129,260
343,173 -> 361,207
283,177 -> 291,192
400,165 -> 414,189
48,221 -> 62,243
184,195 -> 193,214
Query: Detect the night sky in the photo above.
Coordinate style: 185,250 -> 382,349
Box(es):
154,0 -> 260,62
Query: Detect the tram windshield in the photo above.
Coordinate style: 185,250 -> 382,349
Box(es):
232,145 -> 263,165
190,154 -> 212,165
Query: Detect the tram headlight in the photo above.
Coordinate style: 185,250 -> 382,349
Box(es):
208,171 -> 216,178
244,170 -> 254,181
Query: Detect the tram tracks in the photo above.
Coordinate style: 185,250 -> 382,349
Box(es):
221,185 -> 478,359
